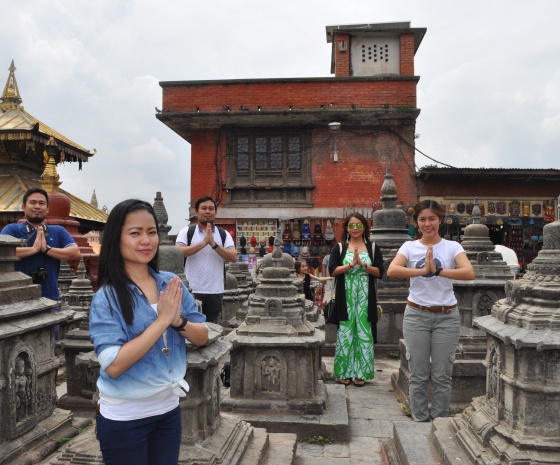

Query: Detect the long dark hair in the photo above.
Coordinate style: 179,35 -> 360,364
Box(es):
341,212 -> 371,244
98,199 -> 160,325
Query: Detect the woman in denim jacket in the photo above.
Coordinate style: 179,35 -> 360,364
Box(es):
89,199 -> 208,465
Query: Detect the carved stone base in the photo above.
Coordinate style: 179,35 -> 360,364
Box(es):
41,414 -> 274,465
221,383 -> 350,442
0,409 -> 73,465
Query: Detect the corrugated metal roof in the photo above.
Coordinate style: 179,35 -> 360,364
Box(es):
0,173 -> 108,224
0,60 -> 93,160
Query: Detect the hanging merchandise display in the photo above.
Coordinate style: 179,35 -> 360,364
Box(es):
291,244 -> 300,257
282,221 -> 292,241
259,239 -> 266,257
292,220 -> 302,243
313,219 -> 323,240
544,200 -> 555,223
301,218 -> 312,240
319,243 -> 331,255
324,219 -> 335,241
509,201 -> 521,221
237,220 -> 277,259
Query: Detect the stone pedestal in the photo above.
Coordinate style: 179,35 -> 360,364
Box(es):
370,168 -> 412,353
433,220 -> 560,465
57,258 -> 95,413
221,241 -> 347,439
43,324 -> 282,465
0,234 -> 74,464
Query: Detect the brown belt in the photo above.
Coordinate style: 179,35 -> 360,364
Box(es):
407,301 -> 456,314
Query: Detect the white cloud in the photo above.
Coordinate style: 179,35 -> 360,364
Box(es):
3,0 -> 560,228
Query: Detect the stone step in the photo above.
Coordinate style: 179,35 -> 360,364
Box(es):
263,433 -> 298,465
392,420 -> 441,465
380,438 -> 403,465
431,418 -> 472,465
239,427 -> 270,465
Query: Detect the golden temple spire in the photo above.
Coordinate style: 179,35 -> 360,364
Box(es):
40,137 -> 62,192
1,60 -> 22,111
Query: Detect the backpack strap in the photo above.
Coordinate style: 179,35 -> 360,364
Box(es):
186,225 -> 196,246
187,224 -> 227,246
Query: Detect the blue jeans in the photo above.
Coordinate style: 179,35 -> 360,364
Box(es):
402,305 -> 460,421
96,406 -> 181,465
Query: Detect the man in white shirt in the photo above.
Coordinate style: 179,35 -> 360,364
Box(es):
176,196 -> 237,323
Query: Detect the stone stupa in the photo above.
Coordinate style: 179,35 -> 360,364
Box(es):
433,219 -> 560,464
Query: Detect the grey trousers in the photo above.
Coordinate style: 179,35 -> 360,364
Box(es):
402,305 -> 460,422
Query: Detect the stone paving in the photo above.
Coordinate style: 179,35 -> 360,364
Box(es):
55,355 -> 410,465
295,355 -> 410,465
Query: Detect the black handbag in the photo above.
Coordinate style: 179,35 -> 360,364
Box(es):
324,297 -> 336,324
324,275 -> 337,324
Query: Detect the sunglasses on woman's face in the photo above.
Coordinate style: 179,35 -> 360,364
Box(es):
348,223 -> 363,230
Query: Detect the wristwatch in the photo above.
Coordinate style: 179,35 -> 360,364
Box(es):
171,315 -> 189,332
44,245 -> 52,254
212,243 -> 219,249
435,267 -> 443,277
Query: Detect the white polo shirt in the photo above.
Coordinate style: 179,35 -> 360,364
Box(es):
176,225 -> 235,294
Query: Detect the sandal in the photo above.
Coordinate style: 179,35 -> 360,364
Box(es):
339,378 -> 352,385
353,378 -> 366,387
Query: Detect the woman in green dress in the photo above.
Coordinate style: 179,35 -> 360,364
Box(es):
328,212 -> 384,387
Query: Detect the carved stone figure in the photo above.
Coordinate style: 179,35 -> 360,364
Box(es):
261,356 -> 281,392
15,357 -> 31,422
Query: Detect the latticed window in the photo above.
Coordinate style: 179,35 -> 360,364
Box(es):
234,134 -> 302,177
226,130 -> 312,206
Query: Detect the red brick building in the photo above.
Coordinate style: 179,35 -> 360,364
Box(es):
157,22 -> 426,257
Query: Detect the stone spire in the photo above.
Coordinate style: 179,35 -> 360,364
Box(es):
153,192 -> 191,289
493,220 -> 560,330
0,60 -> 22,110
90,190 -> 98,208
370,168 -> 411,245
460,197 -> 512,279
153,191 -> 171,245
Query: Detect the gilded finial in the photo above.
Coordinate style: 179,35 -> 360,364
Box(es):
1,60 -> 23,110
40,137 -> 62,192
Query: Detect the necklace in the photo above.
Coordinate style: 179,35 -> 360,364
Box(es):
162,330 -> 170,357
150,303 -> 171,357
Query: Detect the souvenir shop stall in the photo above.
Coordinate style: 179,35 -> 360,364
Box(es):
429,198 -> 557,270
235,217 -> 339,305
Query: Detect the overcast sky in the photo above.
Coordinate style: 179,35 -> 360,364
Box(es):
3,0 -> 559,232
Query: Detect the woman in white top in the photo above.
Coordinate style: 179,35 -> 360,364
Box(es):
387,200 -> 474,422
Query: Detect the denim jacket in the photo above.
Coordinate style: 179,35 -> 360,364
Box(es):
89,269 -> 206,403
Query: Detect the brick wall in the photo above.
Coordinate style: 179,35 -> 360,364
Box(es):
162,78 -> 418,112
400,33 -> 415,76
332,33 -> 350,77
310,126 -> 417,209
189,125 -> 418,214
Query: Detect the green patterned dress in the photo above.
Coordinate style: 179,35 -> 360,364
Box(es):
334,250 -> 375,380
